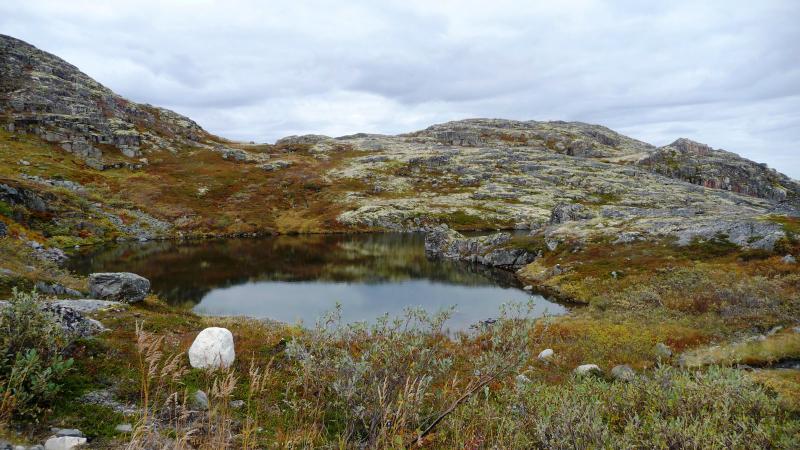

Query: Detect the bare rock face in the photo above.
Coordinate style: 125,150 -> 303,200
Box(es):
88,272 -> 150,303
0,34 -> 209,163
638,138 -> 800,208
424,225 -> 537,269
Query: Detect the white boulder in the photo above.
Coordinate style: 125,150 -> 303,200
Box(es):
188,327 -> 235,369
44,436 -> 87,449
537,348 -> 554,361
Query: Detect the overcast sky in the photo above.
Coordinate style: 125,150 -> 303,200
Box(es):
2,0 -> 798,178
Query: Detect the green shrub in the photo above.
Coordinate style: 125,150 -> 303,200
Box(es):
438,366 -> 800,448
284,302 -> 542,447
0,289 -> 73,422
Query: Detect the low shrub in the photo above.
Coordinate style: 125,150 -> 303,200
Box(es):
0,289 -> 73,423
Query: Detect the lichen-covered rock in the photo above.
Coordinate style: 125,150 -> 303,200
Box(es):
610,364 -> 636,382
35,281 -> 82,298
188,327 -> 235,369
424,226 -> 536,269
639,138 -> 800,208
574,364 -> 602,377
88,272 -> 150,303
655,343 -> 673,359
549,203 -> 595,224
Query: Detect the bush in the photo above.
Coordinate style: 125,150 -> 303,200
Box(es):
284,302 -> 542,447
0,289 -> 73,423
438,366 -> 800,448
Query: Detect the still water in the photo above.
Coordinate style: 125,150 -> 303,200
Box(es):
67,233 -> 566,329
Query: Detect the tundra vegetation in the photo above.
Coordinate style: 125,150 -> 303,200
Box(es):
0,34 -> 799,448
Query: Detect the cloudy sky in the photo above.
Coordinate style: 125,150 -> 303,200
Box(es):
2,0 -> 799,177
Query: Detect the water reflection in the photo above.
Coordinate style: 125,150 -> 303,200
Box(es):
67,233 -> 566,328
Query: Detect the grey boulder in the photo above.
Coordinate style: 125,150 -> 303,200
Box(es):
88,272 -> 150,303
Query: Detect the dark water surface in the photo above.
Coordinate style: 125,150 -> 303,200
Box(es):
67,233 -> 566,329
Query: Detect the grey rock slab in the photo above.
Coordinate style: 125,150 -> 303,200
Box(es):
88,272 -> 150,303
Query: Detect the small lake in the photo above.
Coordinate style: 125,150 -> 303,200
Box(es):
67,233 -> 566,329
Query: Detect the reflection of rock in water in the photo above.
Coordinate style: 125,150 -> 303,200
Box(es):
446,259 -> 521,289
66,233 -> 527,306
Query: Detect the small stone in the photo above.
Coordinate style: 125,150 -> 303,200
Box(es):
537,348 -> 554,362
782,254 -> 796,264
523,285 -> 533,291
44,436 -> 86,450
115,424 -> 133,433
655,343 -> 672,359
191,390 -> 209,411
574,364 -> 602,377
610,364 -> 636,382
230,400 -> 245,409
188,327 -> 235,369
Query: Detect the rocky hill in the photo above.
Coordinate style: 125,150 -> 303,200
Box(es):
0,34 -> 221,168
0,34 -> 798,254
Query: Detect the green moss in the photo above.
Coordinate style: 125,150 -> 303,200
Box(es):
0,200 -> 13,217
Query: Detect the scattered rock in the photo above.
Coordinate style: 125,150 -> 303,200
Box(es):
88,272 -> 150,303
190,390 -> 209,411
41,303 -> 105,337
574,364 -> 602,377
610,364 -> 636,382
515,374 -> 532,388
188,327 -> 235,369
52,430 -> 83,438
782,254 -> 797,264
0,221 -> 6,237
79,389 -> 137,416
767,326 -> 784,336
230,400 -> 245,409
35,282 -> 82,298
0,300 -> 104,338
43,436 -> 86,450
259,160 -> 292,171
537,348 -> 554,362
114,424 -> 132,433
49,299 -> 123,314
655,343 -> 672,359
523,285 -> 533,291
